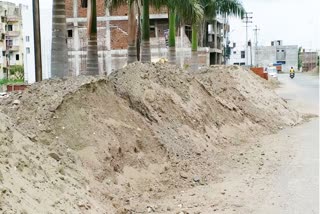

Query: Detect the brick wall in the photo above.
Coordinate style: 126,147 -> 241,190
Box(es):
110,20 -> 128,49
66,0 -> 167,18
65,0 -> 106,18
110,4 -> 128,16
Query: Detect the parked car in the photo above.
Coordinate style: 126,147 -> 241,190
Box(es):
266,66 -> 278,79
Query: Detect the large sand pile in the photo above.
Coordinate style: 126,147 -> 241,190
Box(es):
0,63 -> 300,213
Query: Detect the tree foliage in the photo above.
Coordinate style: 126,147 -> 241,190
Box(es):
9,65 -> 24,80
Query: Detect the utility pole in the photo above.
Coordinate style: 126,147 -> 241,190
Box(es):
253,25 -> 260,66
33,0 -> 42,82
243,12 -> 252,66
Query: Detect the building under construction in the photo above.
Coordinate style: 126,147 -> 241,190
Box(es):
65,0 -> 229,75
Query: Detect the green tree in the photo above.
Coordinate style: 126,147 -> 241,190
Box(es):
9,65 -> 24,80
107,0 -> 165,63
51,0 -> 68,78
298,47 -> 302,71
107,0 -> 139,64
167,0 -> 203,65
82,0 -> 99,75
141,0 -> 151,62
191,0 -> 245,70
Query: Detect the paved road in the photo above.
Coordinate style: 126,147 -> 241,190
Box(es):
277,72 -> 319,115
256,72 -> 319,213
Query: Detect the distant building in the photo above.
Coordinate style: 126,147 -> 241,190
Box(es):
300,51 -> 317,72
21,4 -> 35,84
228,40 -> 298,72
255,40 -> 298,72
0,2 -> 25,79
65,0 -> 229,75
228,42 -> 246,66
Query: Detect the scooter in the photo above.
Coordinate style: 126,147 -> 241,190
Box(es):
290,72 -> 295,79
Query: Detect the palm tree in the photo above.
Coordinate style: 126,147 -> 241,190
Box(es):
51,0 -> 68,78
167,0 -> 203,65
127,1 -> 138,63
167,5 -> 176,64
82,0 -> 99,75
191,0 -> 245,69
139,0 -> 167,63
140,0 -> 151,62
107,0 -> 138,64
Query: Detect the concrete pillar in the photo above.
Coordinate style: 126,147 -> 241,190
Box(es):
73,0 -> 80,76
180,25 -> 185,67
214,19 -> 218,65
105,8 -> 112,74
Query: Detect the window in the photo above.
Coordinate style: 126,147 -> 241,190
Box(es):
7,25 -> 13,31
16,54 -> 19,61
241,51 -> 245,59
26,36 -> 30,42
2,51 -> 5,56
281,50 -> 285,52
233,51 -> 237,54
277,50 -> 280,52
26,47 -> 30,54
67,29 -> 73,38
150,26 -> 156,38
6,40 -> 13,47
277,61 -> 286,64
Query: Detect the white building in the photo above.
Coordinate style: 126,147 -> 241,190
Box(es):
21,4 -> 35,83
228,40 -> 298,72
20,2 -> 52,84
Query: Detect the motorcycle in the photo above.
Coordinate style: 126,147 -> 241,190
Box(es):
290,72 -> 295,79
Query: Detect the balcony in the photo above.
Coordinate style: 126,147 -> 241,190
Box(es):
7,45 -> 20,51
6,31 -> 20,37
7,16 -> 20,22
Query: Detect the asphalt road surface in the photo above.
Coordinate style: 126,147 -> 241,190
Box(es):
256,72 -> 319,214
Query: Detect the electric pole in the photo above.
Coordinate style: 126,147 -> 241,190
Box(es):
243,12 -> 252,66
33,0 -> 42,82
253,25 -> 260,66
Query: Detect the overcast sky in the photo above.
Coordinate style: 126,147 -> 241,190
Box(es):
229,0 -> 320,50
7,0 -> 320,51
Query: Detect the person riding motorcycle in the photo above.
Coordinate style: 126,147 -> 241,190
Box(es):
289,67 -> 295,74
289,67 -> 295,79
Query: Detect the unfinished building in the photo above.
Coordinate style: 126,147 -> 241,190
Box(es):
65,0 -> 229,74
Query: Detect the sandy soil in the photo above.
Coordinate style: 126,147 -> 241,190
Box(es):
0,63 -> 303,213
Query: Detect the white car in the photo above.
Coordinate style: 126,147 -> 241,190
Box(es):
266,66 -> 278,79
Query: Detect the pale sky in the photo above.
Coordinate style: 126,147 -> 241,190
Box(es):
229,0 -> 320,50
7,0 -> 320,51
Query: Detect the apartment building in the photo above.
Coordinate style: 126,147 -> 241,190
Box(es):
255,40 -> 298,72
300,50 -> 318,72
65,0 -> 228,74
0,2 -> 25,79
229,40 -> 298,72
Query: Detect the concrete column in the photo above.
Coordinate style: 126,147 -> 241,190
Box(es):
105,8 -> 112,74
214,19 -> 218,65
179,25 -> 184,67
73,0 -> 80,76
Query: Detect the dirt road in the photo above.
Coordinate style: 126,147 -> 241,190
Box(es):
141,72 -> 319,214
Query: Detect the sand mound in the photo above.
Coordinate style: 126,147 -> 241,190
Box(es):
0,63 -> 300,213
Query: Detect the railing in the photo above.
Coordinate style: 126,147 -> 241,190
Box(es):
7,45 -> 20,51
6,31 -> 20,37
7,16 -> 20,22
